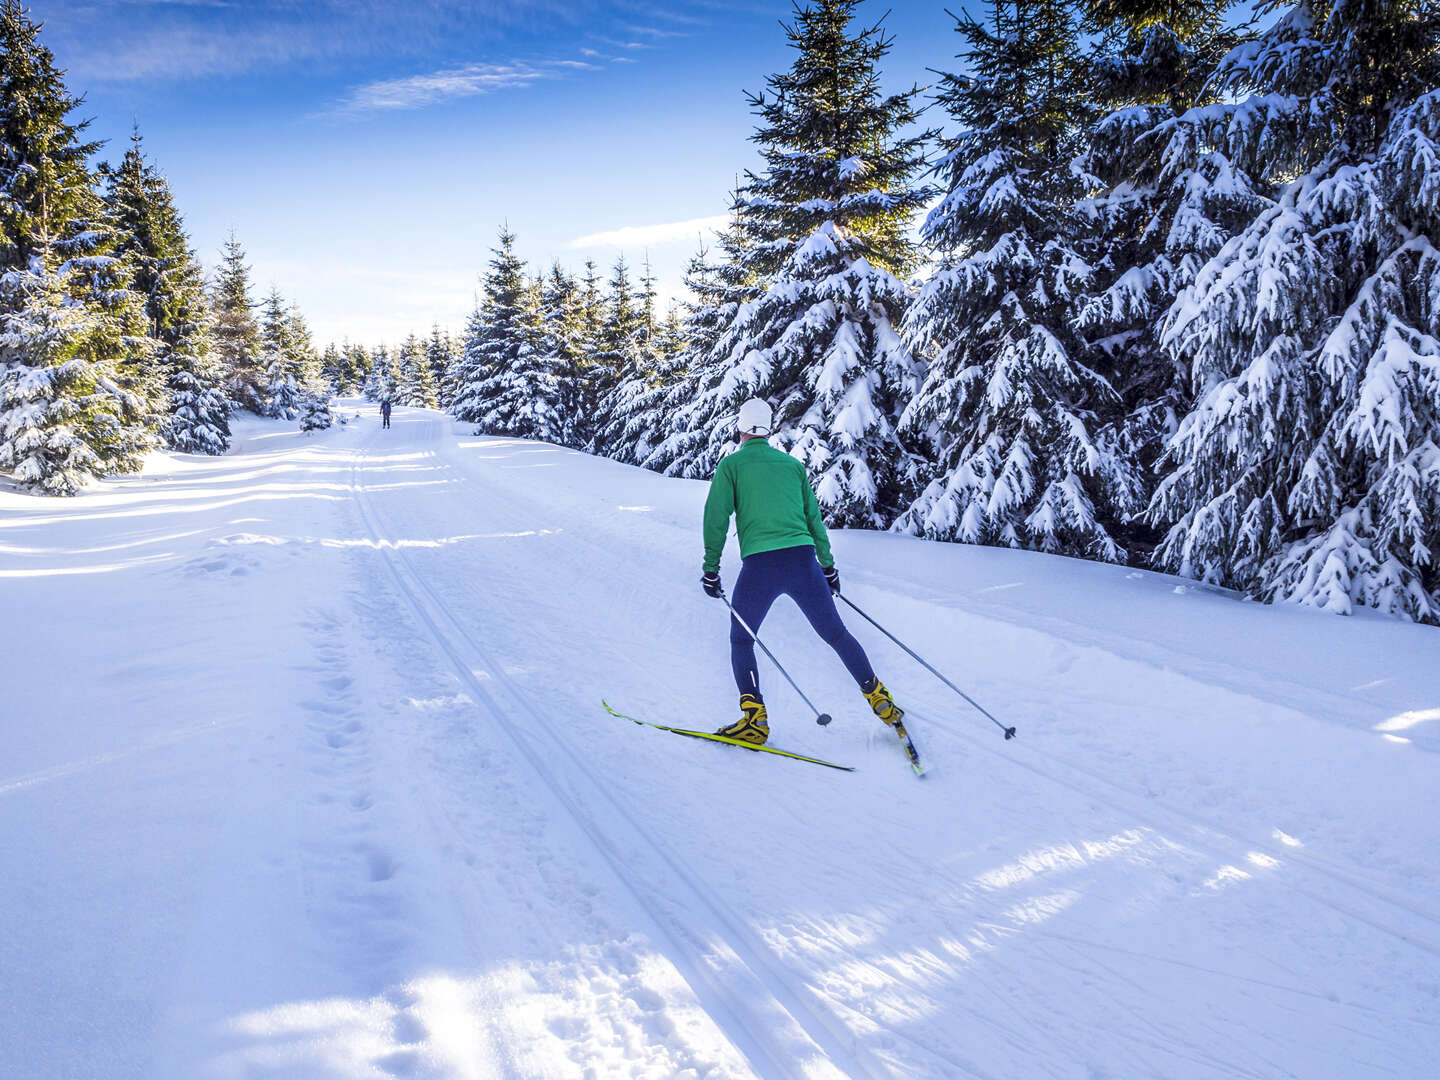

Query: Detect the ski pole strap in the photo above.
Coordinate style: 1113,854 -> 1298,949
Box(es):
838,594 -> 1016,739
724,594 -> 831,725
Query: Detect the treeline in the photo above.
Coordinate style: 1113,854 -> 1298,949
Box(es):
447,0 -> 1440,624
0,1 -> 330,494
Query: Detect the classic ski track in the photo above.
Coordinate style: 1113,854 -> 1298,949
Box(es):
907,705 -> 1440,973
351,425 -> 905,1080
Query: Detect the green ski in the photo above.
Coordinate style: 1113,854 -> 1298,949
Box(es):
602,701 -> 855,772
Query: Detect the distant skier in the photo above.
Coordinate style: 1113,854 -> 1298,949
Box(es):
701,397 -> 904,745
380,398 -> 392,429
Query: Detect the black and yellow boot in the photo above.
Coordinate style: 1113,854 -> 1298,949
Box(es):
715,693 -> 769,745
861,677 -> 904,727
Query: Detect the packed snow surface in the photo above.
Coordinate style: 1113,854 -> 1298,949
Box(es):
2,402 -> 1438,1079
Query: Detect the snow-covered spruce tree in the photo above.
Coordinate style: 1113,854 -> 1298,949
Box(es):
594,257 -> 672,462
211,230 -> 264,412
463,231 -> 565,440
299,390 -> 332,432
586,256 -> 641,456
396,333 -> 438,408
673,0 -> 931,526
369,343 -> 401,402
643,208 -> 762,477
564,258 -> 608,447
1151,0 -> 1440,621
0,0 -> 159,492
898,0 -> 1140,559
1074,1 -> 1262,508
103,127 -> 231,455
425,326 -> 457,408
284,302 -> 321,392
320,342 -> 345,393
345,342 -> 373,398
259,288 -> 300,419
535,264 -> 588,448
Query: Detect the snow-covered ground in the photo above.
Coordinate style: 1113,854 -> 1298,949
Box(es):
3,401 -> 1438,1079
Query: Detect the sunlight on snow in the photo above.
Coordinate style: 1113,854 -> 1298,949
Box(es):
217,950 -> 747,1079
1272,829 -> 1304,848
1203,864 -> 1252,890
974,829 -> 1149,891
1375,708 -> 1440,733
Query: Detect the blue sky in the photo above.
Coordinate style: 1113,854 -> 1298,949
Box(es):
39,0 -> 972,347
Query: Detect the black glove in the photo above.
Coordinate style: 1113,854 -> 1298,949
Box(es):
702,571 -> 723,599
823,565 -> 840,594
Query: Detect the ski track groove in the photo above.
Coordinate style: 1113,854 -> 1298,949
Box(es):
406,440 -> 999,1078
410,423 -> 1027,1077
351,424 -> 894,1080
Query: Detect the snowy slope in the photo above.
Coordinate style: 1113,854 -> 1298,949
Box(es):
2,402 -> 1438,1079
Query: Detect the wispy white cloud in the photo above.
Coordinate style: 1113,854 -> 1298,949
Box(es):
327,61 -> 551,115
625,25 -> 688,39
570,214 -> 729,250
612,56 -> 637,64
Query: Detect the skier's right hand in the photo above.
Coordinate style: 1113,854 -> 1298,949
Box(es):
702,571 -> 723,599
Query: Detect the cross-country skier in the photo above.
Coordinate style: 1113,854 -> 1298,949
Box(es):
701,397 -> 904,745
380,398 -> 392,429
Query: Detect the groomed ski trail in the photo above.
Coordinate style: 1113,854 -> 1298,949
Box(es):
348,421 -> 909,1080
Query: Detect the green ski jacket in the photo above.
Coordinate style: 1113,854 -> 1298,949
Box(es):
702,438 -> 834,573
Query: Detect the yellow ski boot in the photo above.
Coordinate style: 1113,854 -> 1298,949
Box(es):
862,678 -> 904,727
715,693 -> 769,745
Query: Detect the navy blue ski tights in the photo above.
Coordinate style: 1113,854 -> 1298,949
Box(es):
729,544 -> 874,698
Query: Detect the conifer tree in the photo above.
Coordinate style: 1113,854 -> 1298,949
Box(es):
320,342 -> 344,393
345,342 -> 372,397
668,0 -> 932,526
589,256 -> 646,456
642,209 -> 760,476
425,326 -> 457,407
260,287 -> 300,419
1151,0 -> 1440,621
211,230 -> 264,412
0,0 -> 158,492
1075,0 -> 1259,514
103,127 -> 230,455
369,343 -> 401,402
565,258 -> 608,447
458,230 -> 564,439
899,0 -> 1140,558
396,333 -> 439,408
284,302 -> 320,392
644,207 -> 761,476
299,390 -> 332,432
536,264 -> 588,447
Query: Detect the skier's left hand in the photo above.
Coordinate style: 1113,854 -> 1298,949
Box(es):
823,565 -> 840,595
702,571 -> 723,599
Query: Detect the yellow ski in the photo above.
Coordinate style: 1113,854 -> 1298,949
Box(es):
602,700 -> 855,772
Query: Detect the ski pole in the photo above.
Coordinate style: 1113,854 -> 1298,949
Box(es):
722,592 -> 833,727
837,593 -> 1016,740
